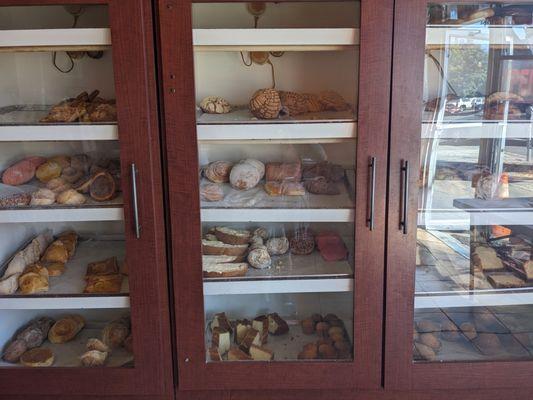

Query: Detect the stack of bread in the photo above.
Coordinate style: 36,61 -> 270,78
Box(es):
298,313 -> 352,360
81,316 -> 132,367
209,312 -> 288,362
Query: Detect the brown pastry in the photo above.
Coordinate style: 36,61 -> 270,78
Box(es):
84,274 -> 123,293
419,333 -> 441,351
56,189 -> 86,205
304,176 -> 340,195
249,88 -> 282,119
17,317 -> 54,348
316,322 -> 330,339
89,171 -> 116,201
48,315 -> 85,344
229,159 -> 264,190
42,241 -> 69,263
2,339 -> 27,363
249,344 -> 274,361
57,231 -> 78,258
318,343 -> 337,359
200,183 -> 224,202
298,342 -> 318,360
87,102 -> 117,122
301,93 -> 323,113
228,346 -> 252,361
265,162 -> 302,182
70,154 -> 92,174
210,312 -> 233,333
267,313 -> 289,335
20,347 -> 54,367
61,166 -> 83,184
123,334 -> 133,353
86,257 -> 120,276
204,161 -> 233,183
102,317 -> 130,348
301,318 -> 315,335
80,350 -> 108,367
303,162 -> 345,182
46,177 -> 71,194
238,328 -> 261,353
290,228 -> 315,255
264,181 -> 306,196
18,263 -> 49,294
334,340 -> 352,359
35,160 -> 62,183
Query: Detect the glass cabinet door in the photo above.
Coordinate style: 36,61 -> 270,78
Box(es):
0,3 -> 171,396
161,0 -> 392,390
388,0 -> 533,391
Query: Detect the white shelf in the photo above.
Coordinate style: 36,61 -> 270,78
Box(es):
421,121 -> 533,139
0,239 -> 128,310
0,125 -> 118,141
193,28 -> 359,51
201,208 -> 353,223
426,25 -> 533,48
0,28 -> 111,52
197,110 -> 356,142
415,288 -> 533,309
204,277 -> 353,295
0,207 -> 124,223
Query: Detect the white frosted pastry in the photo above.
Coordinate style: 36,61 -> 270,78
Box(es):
266,237 -> 289,255
247,247 -> 272,269
229,161 -> 262,190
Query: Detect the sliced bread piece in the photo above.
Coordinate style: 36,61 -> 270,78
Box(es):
249,344 -> 274,361
268,313 -> 289,335
203,262 -> 248,278
238,328 -> 262,353
214,227 -> 251,245
211,327 -> 230,355
228,346 -> 252,361
202,240 -> 248,257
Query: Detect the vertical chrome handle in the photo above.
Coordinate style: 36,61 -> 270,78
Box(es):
367,156 -> 376,231
400,160 -> 409,234
130,163 -> 141,239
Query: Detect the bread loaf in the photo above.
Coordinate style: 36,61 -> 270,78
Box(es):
249,344 -> 274,361
249,88 -> 282,119
199,96 -> 231,114
265,162 -> 302,182
2,156 -> 46,186
42,241 -> 69,263
30,188 -> 56,206
56,189 -> 86,205
214,227 -> 251,245
18,263 -> 49,294
102,317 -> 130,348
36,160 -> 62,183
20,347 -> 54,367
247,247 -> 271,269
264,181 -> 305,196
202,239 -> 248,257
229,159 -> 264,190
48,315 -> 85,344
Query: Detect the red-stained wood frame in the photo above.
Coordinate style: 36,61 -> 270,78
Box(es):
157,0 -> 393,391
0,1 -> 173,398
385,0 -> 533,391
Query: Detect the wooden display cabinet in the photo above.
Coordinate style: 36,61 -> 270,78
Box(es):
0,1 -> 172,398
158,0 -> 392,392
386,0 -> 533,391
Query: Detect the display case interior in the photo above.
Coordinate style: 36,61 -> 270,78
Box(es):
191,1 -> 360,365
413,2 -> 533,363
0,4 -> 133,370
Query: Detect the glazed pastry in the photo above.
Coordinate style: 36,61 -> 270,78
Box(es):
30,188 -> 56,206
43,241 -> 69,263
199,96 -> 231,114
48,315 -> 85,344
247,247 -> 272,269
290,228 -> 315,255
204,160 -> 233,183
80,350 -> 108,367
319,90 -> 350,111
20,347 -> 54,367
279,91 -> 308,116
214,227 -> 251,245
85,274 -> 123,293
56,189 -> 86,205
36,161 -> 62,183
102,316 -> 130,348
265,162 -> 302,182
43,262 -> 65,277
266,237 -> 289,256
229,159 -> 264,190
18,263 -> 49,294
86,257 -> 119,276
2,156 -> 46,186
249,88 -> 282,119
264,181 -> 306,196
46,177 -> 71,194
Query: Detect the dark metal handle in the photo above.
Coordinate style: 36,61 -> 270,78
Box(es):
400,160 -> 409,234
367,156 -> 376,231
131,163 -> 141,239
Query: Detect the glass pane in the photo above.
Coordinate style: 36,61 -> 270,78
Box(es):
0,5 -> 133,368
192,1 -> 359,362
415,3 -> 533,362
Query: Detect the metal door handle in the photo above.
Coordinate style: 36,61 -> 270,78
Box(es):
400,160 -> 409,234
131,163 -> 141,239
367,156 -> 376,231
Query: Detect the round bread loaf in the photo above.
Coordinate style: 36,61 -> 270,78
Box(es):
249,88 -> 282,119
229,160 -> 264,190
247,247 -> 271,269
36,160 -> 62,183
20,347 -> 54,367
30,188 -> 56,206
